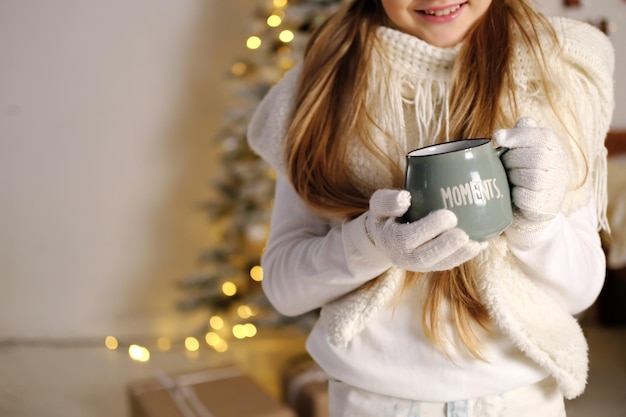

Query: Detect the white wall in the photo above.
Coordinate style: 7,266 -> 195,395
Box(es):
0,0 -> 624,341
0,0 -> 255,339
539,0 -> 626,129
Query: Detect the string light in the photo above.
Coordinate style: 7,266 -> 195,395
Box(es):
249,305 -> 260,316
245,323 -> 258,337
221,281 -> 238,296
273,0 -> 288,7
250,265 -> 263,282
129,344 -> 150,362
232,323 -> 258,339
233,324 -> 247,339
209,315 -> 225,330
204,331 -> 229,352
185,337 -> 200,352
267,14 -> 282,27
104,336 -> 119,350
278,30 -> 295,43
246,36 -> 262,50
205,332 -> 221,347
214,340 -> 229,353
237,305 -> 254,319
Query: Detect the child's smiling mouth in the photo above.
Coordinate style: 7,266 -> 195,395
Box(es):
418,2 -> 467,17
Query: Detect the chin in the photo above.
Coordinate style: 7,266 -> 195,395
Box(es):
421,34 -> 463,48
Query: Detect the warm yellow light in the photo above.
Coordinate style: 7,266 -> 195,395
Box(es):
237,305 -> 253,319
129,344 -> 150,362
250,265 -> 263,282
222,281 -> 237,296
267,14 -> 282,27
231,61 -> 248,76
214,340 -> 229,353
249,305 -> 260,316
246,36 -> 262,50
232,324 -> 247,339
205,332 -> 221,347
232,323 -> 258,339
104,336 -> 118,350
277,45 -> 291,55
209,315 -> 225,330
185,337 -> 200,352
157,337 -> 171,351
279,30 -> 294,43
245,323 -> 258,337
278,56 -> 295,71
273,0 -> 288,7
128,344 -> 140,358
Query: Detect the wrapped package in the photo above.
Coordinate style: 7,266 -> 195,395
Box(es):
282,355 -> 329,417
129,366 -> 296,417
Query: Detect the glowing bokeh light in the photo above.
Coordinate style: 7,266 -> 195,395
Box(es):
267,15 -> 282,27
279,30 -> 295,43
246,36 -> 262,50
238,305 -> 253,319
250,265 -> 263,282
104,336 -> 118,350
129,344 -> 150,362
222,282 -> 237,296
185,337 -> 200,352
210,315 -> 225,330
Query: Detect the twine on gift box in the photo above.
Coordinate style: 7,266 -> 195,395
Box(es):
153,368 -> 242,417
285,363 -> 328,407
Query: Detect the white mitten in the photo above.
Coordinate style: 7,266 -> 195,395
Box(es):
493,118 -> 569,231
365,189 -> 484,272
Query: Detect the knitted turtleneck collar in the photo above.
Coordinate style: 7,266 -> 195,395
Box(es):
375,26 -> 461,81
358,26 -> 461,171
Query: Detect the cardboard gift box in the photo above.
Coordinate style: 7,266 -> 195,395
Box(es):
282,355 -> 329,417
129,366 -> 296,417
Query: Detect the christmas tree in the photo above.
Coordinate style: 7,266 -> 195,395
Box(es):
178,0 -> 345,341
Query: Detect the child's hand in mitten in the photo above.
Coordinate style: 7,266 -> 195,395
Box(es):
493,117 -> 569,231
365,189 -> 484,272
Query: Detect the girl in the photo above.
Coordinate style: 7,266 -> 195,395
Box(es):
247,0 -> 615,416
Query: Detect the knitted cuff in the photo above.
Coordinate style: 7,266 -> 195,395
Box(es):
344,212 -> 394,269
504,214 -> 559,247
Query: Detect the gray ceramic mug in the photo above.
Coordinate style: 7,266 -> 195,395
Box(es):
403,138 -> 513,242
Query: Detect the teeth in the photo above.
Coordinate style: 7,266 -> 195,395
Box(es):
423,4 -> 461,16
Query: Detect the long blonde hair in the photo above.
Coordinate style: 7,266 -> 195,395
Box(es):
285,0 -> 560,357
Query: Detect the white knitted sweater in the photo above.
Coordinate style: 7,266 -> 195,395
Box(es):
247,17 -> 614,401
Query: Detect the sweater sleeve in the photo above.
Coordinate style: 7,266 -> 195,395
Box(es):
261,176 -> 393,316
505,198 -> 606,315
246,64 -> 302,176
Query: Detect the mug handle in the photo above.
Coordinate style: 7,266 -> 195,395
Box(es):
495,146 -> 509,158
